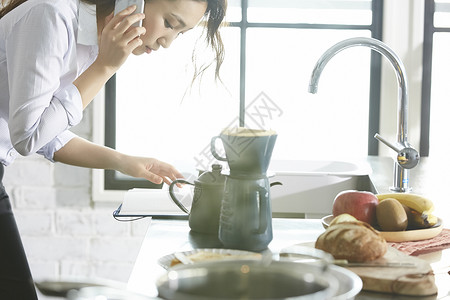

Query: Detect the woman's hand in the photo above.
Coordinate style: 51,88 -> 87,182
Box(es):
74,5 -> 146,108
96,5 -> 146,73
118,155 -> 184,185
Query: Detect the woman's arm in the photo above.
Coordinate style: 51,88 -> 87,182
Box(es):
7,3 -> 83,156
74,6 -> 146,109
53,137 -> 183,185
7,5 -> 145,156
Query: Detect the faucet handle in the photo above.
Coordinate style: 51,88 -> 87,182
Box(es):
374,133 -> 420,169
374,133 -> 401,153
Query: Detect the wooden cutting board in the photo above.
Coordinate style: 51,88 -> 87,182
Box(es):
345,247 -> 437,296
287,243 -> 437,296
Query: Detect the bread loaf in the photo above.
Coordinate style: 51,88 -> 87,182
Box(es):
315,221 -> 387,262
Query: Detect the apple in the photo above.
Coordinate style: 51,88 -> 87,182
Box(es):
332,190 -> 378,226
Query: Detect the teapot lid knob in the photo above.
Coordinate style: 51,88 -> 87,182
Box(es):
197,164 -> 225,185
211,164 -> 222,172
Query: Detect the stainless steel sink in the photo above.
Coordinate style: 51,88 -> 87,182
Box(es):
269,160 -> 377,218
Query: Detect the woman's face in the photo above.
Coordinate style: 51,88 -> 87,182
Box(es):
133,0 -> 207,55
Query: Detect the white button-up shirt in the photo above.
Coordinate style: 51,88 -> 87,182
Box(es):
0,0 -> 99,165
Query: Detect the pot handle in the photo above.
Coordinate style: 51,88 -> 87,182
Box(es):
210,136 -> 227,162
254,186 -> 269,234
279,245 -> 334,273
168,179 -> 194,214
253,182 -> 281,234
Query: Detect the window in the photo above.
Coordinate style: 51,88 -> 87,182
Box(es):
95,0 -> 383,197
422,0 -> 450,157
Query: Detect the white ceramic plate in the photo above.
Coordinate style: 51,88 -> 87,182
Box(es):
321,215 -> 444,242
158,248 -> 262,269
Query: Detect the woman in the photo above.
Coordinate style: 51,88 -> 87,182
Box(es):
0,0 -> 226,298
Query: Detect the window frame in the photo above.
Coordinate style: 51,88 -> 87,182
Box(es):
98,0 -> 384,195
421,0 -> 447,157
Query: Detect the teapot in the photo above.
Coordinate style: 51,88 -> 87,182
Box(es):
169,164 -> 225,234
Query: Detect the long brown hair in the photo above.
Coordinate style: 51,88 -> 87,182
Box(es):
0,0 -> 25,17
194,0 -> 226,82
0,0 -> 227,80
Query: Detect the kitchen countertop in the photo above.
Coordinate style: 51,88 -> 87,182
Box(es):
126,156 -> 450,299
127,218 -> 449,299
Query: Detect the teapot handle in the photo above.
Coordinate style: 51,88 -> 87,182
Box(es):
210,136 -> 227,162
168,179 -> 194,214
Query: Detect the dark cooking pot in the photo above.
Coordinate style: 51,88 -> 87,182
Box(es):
156,259 -> 340,300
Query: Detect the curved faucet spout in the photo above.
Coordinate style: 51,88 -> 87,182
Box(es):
308,37 -> 408,145
308,37 -> 419,192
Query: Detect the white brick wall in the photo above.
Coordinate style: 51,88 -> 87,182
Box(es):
2,106 -> 151,299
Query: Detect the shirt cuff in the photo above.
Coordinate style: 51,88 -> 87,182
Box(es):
37,131 -> 77,162
53,84 -> 83,126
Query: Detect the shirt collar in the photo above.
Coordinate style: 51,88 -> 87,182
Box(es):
77,1 -> 98,46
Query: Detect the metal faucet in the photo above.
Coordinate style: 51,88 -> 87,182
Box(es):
308,37 -> 420,192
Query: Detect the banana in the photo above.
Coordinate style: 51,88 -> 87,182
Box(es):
376,193 -> 437,229
376,193 -> 434,215
408,209 -> 438,229
427,213 -> 438,227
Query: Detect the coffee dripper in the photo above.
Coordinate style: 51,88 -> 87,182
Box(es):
211,127 -> 278,251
